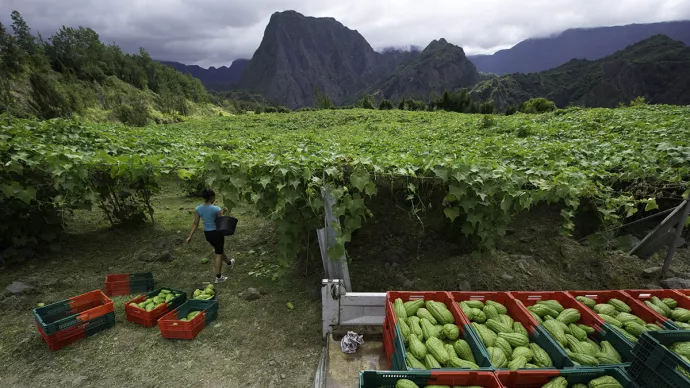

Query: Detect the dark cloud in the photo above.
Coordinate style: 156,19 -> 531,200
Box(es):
2,0 -> 689,68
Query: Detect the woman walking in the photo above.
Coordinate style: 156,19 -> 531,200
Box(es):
185,189 -> 235,283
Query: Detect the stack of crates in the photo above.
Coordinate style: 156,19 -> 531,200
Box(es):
104,272 -> 154,297
33,290 -> 115,351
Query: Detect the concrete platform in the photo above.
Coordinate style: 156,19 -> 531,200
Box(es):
325,337 -> 387,388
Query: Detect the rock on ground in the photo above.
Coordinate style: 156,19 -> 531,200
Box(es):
241,288 -> 261,300
661,278 -> 690,289
6,281 -> 35,295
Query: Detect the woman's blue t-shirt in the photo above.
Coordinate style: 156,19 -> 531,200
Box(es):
195,204 -> 221,231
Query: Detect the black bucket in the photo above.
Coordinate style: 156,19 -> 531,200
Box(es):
215,216 -> 238,236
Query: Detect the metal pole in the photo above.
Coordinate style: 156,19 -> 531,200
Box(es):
662,200 -> 690,277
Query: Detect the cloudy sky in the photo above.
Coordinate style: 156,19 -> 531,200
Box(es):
1,0 -> 689,68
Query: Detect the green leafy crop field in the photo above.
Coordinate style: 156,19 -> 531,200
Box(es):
2,106 -> 689,262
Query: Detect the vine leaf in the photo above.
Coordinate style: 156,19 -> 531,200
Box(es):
644,198 -> 659,212
444,206 -> 460,222
433,167 -> 449,182
350,169 -> 370,192
448,183 -> 467,201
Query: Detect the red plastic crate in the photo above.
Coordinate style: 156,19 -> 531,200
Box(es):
451,291 -> 538,332
37,312 -> 116,351
568,290 -> 670,325
385,291 -> 470,326
359,371 -> 503,388
510,291 -> 606,331
104,274 -> 130,296
33,290 -> 114,335
124,288 -> 186,327
624,289 -> 690,312
451,291 -> 573,369
158,309 -> 207,340
497,368 -> 639,388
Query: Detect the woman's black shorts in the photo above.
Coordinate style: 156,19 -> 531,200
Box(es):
204,230 -> 225,254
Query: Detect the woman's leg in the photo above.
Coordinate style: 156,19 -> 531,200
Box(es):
214,254 -> 224,277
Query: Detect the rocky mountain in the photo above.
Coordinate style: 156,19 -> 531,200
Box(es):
469,20 -> 690,75
470,35 -> 690,110
370,38 -> 479,101
239,11 -> 411,108
159,59 -> 249,90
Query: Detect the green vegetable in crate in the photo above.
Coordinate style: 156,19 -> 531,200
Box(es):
497,314 -> 514,328
543,320 -> 567,346
672,308 -> 690,322
472,322 -> 496,347
568,351 -> 599,366
187,311 -> 201,320
426,301 -> 454,324
586,339 -> 602,353
486,318 -> 513,334
192,284 -> 215,300
470,308 -> 486,323
588,375 -> 624,388
399,318 -> 411,344
395,379 -> 420,388
576,296 -> 596,309
623,322 -> 646,337
483,305 -> 499,320
494,336 -> 513,359
643,301 -> 666,316
594,304 -> 618,316
597,314 -> 622,328
417,308 -> 437,325
569,323 -> 587,341
421,318 -> 439,341
530,343 -> 553,367
608,298 -> 632,313
434,324 -> 445,339
615,312 -> 644,325
404,300 -> 425,316
528,304 -> 559,318
609,325 -> 637,343
394,298 -> 407,320
600,341 -> 622,363
530,311 -> 544,324
663,298 -> 678,309
442,324 -> 460,341
512,346 -> 533,362
541,377 -> 567,388
425,337 -> 449,365
671,342 -> 690,358
556,308 -> 581,324
445,344 -> 479,369
650,296 -> 672,316
465,300 -> 484,309
578,324 -> 595,335
676,321 -> 690,330
424,354 -> 442,369
408,316 -> 423,337
498,332 -> 529,347
537,300 -> 564,313
508,355 -> 528,370
487,346 -> 508,368
513,322 -> 528,337
486,300 -> 508,314
453,339 -> 476,363
408,334 -> 427,360
405,352 -> 426,369
573,385 -> 587,388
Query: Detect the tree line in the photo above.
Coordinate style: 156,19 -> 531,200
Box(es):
312,87 -> 557,115
0,11 -> 210,124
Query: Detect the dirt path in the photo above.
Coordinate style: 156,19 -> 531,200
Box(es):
0,190 -> 323,388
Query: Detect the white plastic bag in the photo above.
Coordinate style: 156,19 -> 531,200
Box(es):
340,331 -> 364,354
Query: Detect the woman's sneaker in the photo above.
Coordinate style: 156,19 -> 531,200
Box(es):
227,259 -> 236,269
215,275 -> 228,284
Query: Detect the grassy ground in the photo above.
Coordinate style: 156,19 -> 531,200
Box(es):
0,186 -> 323,388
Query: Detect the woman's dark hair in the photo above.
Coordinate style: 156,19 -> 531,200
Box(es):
202,188 -> 216,201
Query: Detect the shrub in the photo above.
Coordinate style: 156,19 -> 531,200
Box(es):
378,99 -> 394,110
519,98 -> 557,114
114,103 -> 150,127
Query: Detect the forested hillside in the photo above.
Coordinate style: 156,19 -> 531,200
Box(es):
0,11 -> 218,125
471,35 -> 690,110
